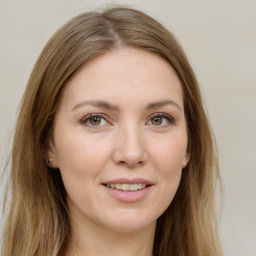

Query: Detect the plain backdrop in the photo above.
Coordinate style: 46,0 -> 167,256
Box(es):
0,0 -> 255,255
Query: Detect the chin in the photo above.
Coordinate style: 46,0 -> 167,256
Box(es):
99,210 -> 157,233
105,221 -> 155,234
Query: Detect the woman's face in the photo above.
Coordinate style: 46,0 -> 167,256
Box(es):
49,48 -> 189,233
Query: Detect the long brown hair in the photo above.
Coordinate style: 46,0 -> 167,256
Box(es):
1,6 -> 223,256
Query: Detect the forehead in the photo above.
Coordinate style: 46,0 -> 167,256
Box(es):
61,48 -> 183,110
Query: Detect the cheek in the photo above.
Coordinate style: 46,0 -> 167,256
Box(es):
150,134 -> 187,174
53,126 -> 112,182
149,134 -> 187,205
53,131 -> 113,208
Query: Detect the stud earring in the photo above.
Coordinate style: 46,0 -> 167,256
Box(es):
182,160 -> 188,168
48,158 -> 53,168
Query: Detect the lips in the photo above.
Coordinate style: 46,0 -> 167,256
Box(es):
102,178 -> 153,202
105,183 -> 147,191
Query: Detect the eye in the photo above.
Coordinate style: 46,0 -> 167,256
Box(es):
151,116 -> 163,125
80,114 -> 109,127
147,113 -> 174,127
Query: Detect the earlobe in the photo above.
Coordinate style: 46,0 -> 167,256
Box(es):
47,140 -> 58,169
48,158 -> 53,168
182,152 -> 190,168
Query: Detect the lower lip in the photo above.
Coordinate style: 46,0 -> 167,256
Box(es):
102,185 -> 152,203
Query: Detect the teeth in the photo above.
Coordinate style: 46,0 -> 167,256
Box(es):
116,183 -> 122,189
130,184 -> 137,191
106,183 -> 147,191
122,184 -> 129,190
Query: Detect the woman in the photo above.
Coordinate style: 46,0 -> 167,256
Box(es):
1,6 -> 223,256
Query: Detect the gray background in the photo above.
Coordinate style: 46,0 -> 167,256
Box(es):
0,0 -> 256,255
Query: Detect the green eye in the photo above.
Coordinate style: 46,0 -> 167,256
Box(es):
151,116 -> 163,125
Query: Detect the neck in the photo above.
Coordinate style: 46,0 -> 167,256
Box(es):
66,216 -> 156,256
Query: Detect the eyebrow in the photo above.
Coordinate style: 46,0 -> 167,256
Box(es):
145,99 -> 182,112
72,99 -> 182,112
72,100 -> 119,111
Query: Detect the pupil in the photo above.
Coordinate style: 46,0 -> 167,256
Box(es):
152,117 -> 162,125
90,116 -> 101,125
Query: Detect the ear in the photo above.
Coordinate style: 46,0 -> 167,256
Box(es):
47,139 -> 59,169
182,152 -> 190,169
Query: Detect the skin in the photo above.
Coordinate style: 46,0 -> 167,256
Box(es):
48,48 -> 189,256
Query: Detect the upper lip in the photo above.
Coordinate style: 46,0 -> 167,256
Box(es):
102,178 -> 153,185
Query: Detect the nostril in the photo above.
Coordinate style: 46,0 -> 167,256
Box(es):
112,144 -> 148,168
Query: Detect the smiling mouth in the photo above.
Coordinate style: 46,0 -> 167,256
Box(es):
103,183 -> 149,191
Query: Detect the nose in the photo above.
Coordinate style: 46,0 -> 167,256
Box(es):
112,125 -> 148,168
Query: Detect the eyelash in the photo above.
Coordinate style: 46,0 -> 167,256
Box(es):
80,114 -> 110,128
147,113 -> 175,127
80,113 -> 174,128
